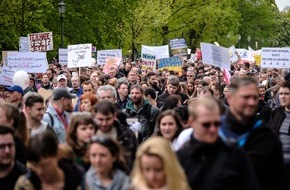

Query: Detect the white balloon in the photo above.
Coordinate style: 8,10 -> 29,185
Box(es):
91,58 -> 96,66
12,70 -> 29,90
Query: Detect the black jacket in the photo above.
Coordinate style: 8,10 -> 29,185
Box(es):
221,111 -> 288,190
126,100 -> 160,142
157,90 -> 188,108
267,106 -> 286,134
177,137 -> 260,190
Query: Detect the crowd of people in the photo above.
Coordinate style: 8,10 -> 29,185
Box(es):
0,57 -> 290,190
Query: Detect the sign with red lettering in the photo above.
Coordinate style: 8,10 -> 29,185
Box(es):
28,32 -> 53,52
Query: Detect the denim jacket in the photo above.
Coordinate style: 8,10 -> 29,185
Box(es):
42,104 -> 70,143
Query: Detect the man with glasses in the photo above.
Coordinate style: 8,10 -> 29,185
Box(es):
220,77 -> 287,190
0,126 -> 27,190
177,97 -> 259,190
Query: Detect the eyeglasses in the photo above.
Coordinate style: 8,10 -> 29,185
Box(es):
187,75 -> 193,77
200,121 -> 221,128
0,143 -> 14,151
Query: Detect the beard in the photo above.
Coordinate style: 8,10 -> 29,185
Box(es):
0,155 -> 13,170
132,97 -> 142,106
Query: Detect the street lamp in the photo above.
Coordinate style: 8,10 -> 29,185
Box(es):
247,36 -> 251,47
238,34 -> 241,48
58,1 -> 66,48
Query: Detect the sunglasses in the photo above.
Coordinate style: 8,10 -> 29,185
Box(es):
200,121 -> 221,128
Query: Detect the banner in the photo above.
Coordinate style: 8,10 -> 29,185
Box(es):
158,57 -> 183,72
261,48 -> 290,68
28,32 -> 53,52
200,42 -> 230,70
97,49 -> 122,65
7,52 -> 48,73
19,37 -> 29,52
141,45 -> 169,59
169,38 -> 187,56
67,44 -> 92,68
141,53 -> 156,70
59,48 -> 68,65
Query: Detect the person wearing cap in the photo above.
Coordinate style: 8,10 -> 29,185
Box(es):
5,85 -> 24,109
56,74 -> 72,92
42,88 -> 76,143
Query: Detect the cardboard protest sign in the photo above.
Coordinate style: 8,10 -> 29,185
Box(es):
19,37 -> 29,52
28,32 -> 53,52
103,57 -> 122,75
67,44 -> 92,68
200,42 -> 230,71
38,88 -> 52,103
158,57 -> 183,72
7,52 -> 48,73
141,45 -> 169,59
59,48 -> 68,65
97,49 -> 122,65
261,48 -> 290,68
169,38 -> 187,56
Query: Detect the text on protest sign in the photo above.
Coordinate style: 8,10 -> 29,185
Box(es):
261,48 -> 290,68
7,52 -> 48,73
59,49 -> 68,65
141,45 -> 169,59
67,44 -> 92,68
19,37 -> 29,52
200,42 -> 230,71
158,57 -> 182,72
97,49 -> 122,65
0,66 -> 14,86
141,53 -> 156,69
28,32 -> 53,52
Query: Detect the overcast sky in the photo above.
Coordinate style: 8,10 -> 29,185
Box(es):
276,0 -> 290,11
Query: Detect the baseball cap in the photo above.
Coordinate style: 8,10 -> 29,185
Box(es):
5,85 -> 24,95
52,88 -> 76,100
57,74 -> 67,82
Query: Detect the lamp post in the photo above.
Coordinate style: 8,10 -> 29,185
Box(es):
238,34 -> 241,48
247,36 -> 251,47
58,1 -> 66,48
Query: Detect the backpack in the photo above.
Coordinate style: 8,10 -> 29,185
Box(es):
44,112 -> 54,128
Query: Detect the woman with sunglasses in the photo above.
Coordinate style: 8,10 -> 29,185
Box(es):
66,112 -> 96,171
85,136 -> 130,189
131,136 -> 190,190
155,110 -> 184,151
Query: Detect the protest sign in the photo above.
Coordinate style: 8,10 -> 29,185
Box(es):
19,37 -> 29,52
158,57 -> 183,72
28,32 -> 53,52
7,52 -> 48,73
229,45 -> 239,62
59,48 -> 68,65
97,49 -> 122,65
141,45 -> 169,59
67,44 -> 92,68
141,53 -> 156,70
261,48 -> 290,68
200,42 -> 230,70
103,57 -> 122,75
0,66 -> 14,86
169,38 -> 187,56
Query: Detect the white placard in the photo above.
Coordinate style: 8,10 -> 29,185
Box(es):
229,45 -> 239,62
7,52 -> 48,73
67,44 -> 92,68
97,49 -> 122,65
141,45 -> 169,59
28,32 -> 53,52
141,53 -> 156,69
0,66 -> 14,86
19,37 -> 29,52
261,48 -> 290,68
200,42 -> 230,70
59,48 -> 68,65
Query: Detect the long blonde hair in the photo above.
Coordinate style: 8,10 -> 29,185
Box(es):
131,137 -> 190,190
